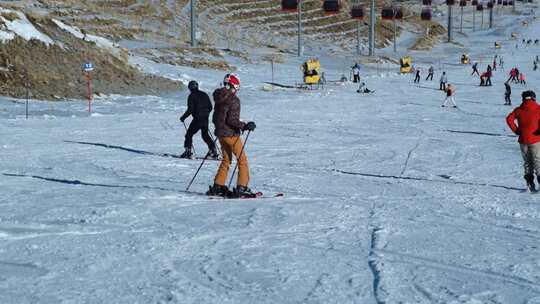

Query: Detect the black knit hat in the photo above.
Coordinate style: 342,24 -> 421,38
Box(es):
188,80 -> 198,92
522,90 -> 536,100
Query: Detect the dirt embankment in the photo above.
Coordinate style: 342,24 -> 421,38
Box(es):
0,12 -> 181,100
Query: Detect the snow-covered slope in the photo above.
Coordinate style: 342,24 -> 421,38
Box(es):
1,3 -> 540,304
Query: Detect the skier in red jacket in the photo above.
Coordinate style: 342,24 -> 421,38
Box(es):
506,90 -> 540,191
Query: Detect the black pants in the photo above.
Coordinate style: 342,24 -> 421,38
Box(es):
353,74 -> 360,83
414,75 -> 420,83
486,77 -> 492,86
425,73 -> 433,81
184,119 -> 215,151
440,82 -> 446,90
505,94 -> 511,105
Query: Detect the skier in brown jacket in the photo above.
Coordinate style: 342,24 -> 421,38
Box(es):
206,74 -> 257,198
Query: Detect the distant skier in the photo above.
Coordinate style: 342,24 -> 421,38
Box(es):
485,69 -> 492,86
533,60 -> 538,71
425,66 -> 434,81
414,68 -> 421,83
471,62 -> 480,76
499,56 -> 504,70
442,84 -> 457,108
206,74 -> 257,198
439,71 -> 448,91
352,64 -> 360,83
508,68 -> 518,83
504,82 -> 512,105
179,81 -> 218,159
519,72 -> 526,85
357,82 -> 373,94
493,56 -> 497,71
480,72 -> 487,86
506,90 -> 540,192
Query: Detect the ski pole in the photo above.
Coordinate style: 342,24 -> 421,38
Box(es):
182,121 -> 196,155
207,131 -> 222,157
227,130 -> 251,190
186,136 -> 219,192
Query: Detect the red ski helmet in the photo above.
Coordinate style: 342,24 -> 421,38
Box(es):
226,74 -> 240,90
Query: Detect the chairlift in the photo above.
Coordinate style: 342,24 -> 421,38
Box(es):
502,0 -> 508,5
460,0 -> 467,6
487,1 -> 494,8
281,0 -> 298,12
422,0 -> 432,5
421,8 -> 432,20
446,0 -> 456,5
476,3 -> 484,10
351,5 -> 364,19
323,0 -> 341,15
381,7 -> 394,20
497,0 -> 502,4
508,0 -> 514,5
472,0 -> 479,5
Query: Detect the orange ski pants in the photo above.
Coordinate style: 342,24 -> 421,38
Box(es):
214,136 -> 249,187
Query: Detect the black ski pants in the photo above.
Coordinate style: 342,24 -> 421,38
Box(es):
425,73 -> 433,81
505,94 -> 511,105
440,82 -> 446,91
184,118 -> 215,151
353,74 -> 360,83
414,75 -> 420,83
486,77 -> 492,86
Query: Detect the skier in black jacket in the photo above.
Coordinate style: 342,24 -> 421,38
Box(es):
179,81 -> 218,159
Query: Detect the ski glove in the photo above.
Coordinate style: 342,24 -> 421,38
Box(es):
243,121 -> 256,131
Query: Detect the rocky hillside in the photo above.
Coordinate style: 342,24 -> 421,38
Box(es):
0,5 -> 181,100
13,0 -> 446,52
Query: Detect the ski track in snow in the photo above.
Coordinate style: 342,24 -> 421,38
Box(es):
1,6 -> 540,304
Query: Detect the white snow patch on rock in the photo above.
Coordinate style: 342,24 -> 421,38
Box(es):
0,8 -> 54,45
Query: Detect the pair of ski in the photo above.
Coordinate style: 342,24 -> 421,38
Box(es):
184,190 -> 284,200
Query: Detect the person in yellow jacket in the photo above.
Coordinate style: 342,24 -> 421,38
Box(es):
206,74 -> 257,198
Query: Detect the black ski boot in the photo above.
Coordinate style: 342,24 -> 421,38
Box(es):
207,148 -> 219,160
525,174 -> 537,192
232,186 -> 257,198
206,183 -> 229,197
180,147 -> 193,159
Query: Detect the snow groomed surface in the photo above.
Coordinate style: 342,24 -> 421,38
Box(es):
1,6 -> 540,304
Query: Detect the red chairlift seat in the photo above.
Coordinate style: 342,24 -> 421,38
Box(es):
351,5 -> 364,19
421,8 -> 432,20
323,0 -> 341,15
281,0 -> 298,12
